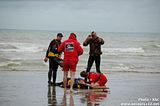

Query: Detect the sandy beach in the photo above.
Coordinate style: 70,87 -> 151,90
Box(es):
0,71 -> 160,106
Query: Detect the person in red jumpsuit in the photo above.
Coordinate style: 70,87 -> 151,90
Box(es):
80,71 -> 108,89
58,33 -> 83,92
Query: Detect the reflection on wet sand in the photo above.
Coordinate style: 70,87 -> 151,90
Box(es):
47,86 -> 108,106
47,86 -> 57,106
62,93 -> 74,106
48,86 -> 75,106
79,89 -> 108,106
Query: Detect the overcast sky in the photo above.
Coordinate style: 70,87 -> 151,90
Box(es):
0,0 -> 160,32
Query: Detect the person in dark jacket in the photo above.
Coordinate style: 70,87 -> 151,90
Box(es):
83,31 -> 104,73
44,33 -> 63,86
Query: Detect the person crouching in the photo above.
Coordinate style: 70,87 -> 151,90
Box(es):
80,71 -> 108,89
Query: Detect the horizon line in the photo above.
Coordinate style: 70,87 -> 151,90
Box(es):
0,28 -> 160,34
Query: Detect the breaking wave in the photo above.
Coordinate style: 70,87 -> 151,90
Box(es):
0,42 -> 45,53
102,47 -> 145,56
102,47 -> 144,53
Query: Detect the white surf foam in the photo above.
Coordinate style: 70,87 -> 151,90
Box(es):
102,47 -> 144,53
0,42 -> 44,53
0,61 -> 21,67
102,47 -> 145,56
152,44 -> 160,48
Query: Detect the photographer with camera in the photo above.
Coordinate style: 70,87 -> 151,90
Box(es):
83,31 -> 104,74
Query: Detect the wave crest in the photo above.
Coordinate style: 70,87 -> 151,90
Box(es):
0,42 -> 44,53
102,47 -> 144,53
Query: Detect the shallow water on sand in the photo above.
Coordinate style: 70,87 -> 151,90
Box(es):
0,71 -> 160,106
0,71 -> 109,106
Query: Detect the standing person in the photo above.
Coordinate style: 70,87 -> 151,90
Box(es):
58,33 -> 83,92
44,33 -> 63,86
83,31 -> 104,73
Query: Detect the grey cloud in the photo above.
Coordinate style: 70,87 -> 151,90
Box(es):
0,0 -> 160,32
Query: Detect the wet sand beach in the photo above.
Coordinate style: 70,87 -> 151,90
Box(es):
0,71 -> 160,106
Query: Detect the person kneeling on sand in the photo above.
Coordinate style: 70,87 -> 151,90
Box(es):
80,71 -> 108,89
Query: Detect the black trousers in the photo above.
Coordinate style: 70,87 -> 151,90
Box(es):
48,57 -> 59,84
86,55 -> 101,73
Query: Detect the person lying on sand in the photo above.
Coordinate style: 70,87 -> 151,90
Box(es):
80,71 -> 108,89
55,78 -> 88,89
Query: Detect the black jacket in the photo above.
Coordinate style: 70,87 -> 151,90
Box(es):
46,39 -> 61,58
83,36 -> 104,56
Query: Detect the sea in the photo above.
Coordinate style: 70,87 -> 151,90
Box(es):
0,29 -> 160,74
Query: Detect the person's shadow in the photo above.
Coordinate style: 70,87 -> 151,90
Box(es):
47,86 -> 57,106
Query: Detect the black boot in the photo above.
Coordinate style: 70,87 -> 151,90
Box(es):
48,81 -> 52,86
